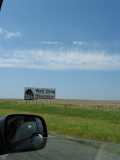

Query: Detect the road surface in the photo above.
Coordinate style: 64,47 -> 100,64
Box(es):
1,135 -> 120,160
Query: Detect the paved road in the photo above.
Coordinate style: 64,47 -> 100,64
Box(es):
1,136 -> 120,160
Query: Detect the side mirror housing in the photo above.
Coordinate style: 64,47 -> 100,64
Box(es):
0,114 -> 48,155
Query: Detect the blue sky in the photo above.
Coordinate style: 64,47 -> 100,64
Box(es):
0,0 -> 120,100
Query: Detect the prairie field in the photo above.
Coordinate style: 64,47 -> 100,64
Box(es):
0,99 -> 120,143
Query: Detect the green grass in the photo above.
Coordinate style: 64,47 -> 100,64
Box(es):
0,100 -> 120,143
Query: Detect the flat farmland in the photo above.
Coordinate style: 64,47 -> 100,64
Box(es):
0,99 -> 120,143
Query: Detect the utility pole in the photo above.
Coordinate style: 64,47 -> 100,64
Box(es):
0,0 -> 3,10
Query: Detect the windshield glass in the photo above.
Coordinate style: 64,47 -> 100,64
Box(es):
0,0 -> 120,159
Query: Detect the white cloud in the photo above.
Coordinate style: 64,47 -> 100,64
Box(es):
0,27 -> 22,39
40,41 -> 62,45
0,49 -> 120,70
73,41 -> 86,46
72,41 -> 103,49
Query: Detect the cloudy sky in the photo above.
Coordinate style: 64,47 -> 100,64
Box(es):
0,0 -> 120,100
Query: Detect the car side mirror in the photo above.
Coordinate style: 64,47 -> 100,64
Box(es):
0,114 -> 48,155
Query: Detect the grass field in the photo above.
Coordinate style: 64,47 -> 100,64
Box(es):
0,99 -> 120,143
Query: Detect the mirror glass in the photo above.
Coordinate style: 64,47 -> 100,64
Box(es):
5,115 -> 47,152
